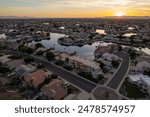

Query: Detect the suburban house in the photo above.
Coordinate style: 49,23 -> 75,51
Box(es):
15,64 -> 36,78
24,70 -> 47,88
135,61 -> 150,73
101,53 -> 118,61
69,56 -> 103,78
128,74 -> 143,86
55,53 -> 70,62
94,44 -> 118,58
99,53 -> 119,67
7,42 -> 20,50
128,74 -> 150,94
0,34 -> 6,47
0,55 -> 11,64
0,38 -> 6,47
141,78 -> 150,94
56,53 -> 103,78
34,31 -> 50,39
6,59 -> 24,70
41,79 -> 68,100
35,47 -> 47,53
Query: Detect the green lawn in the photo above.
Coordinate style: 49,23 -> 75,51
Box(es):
120,80 -> 148,99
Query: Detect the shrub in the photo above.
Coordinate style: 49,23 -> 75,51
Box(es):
78,71 -> 98,83
51,74 -> 58,79
97,74 -> 105,81
112,60 -> 119,68
36,51 -> 43,56
26,48 -> 34,54
63,66 -> 73,71
46,52 -> 55,61
24,57 -> 34,64
0,67 -> 10,74
35,43 -> 43,49
55,60 -> 64,66
8,55 -> 23,60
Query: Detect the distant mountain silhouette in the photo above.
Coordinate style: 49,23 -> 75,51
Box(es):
0,16 -> 150,19
0,16 -> 33,19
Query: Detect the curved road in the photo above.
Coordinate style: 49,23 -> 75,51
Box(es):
1,50 -> 130,94
107,52 -> 130,90
0,50 -> 97,93
33,55 -> 97,93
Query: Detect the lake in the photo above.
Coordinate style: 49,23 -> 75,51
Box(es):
28,33 -> 112,60
96,29 -> 107,35
28,33 -> 150,60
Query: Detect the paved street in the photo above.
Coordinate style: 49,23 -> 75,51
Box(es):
1,50 -> 130,95
32,55 -> 97,93
0,50 -> 97,93
107,52 -> 130,89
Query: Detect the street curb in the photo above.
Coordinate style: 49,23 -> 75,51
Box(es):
116,56 -> 131,91
105,52 -> 123,85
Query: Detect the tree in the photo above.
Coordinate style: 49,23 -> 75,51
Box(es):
51,74 -> 58,79
35,43 -> 43,49
53,23 -> 60,28
9,75 -> 21,86
0,53 -> 2,57
65,57 -> 69,64
130,38 -> 134,44
8,55 -> 23,60
18,45 -> 34,54
26,48 -> 34,54
0,67 -> 10,74
36,51 -> 43,56
30,28 -> 34,32
129,35 -> 136,40
117,44 -> 123,52
130,51 -> 137,60
44,76 -> 52,84
24,57 -> 34,64
112,60 -> 119,68
144,69 -> 150,77
97,74 -> 104,81
63,66 -> 73,71
18,44 -> 24,50
89,32 -> 98,39
78,71 -> 98,83
18,45 -> 27,52
46,52 -> 55,61
55,60 -> 64,66
37,64 -> 44,69
46,33 -> 50,37
67,85 -> 79,94
99,62 -> 105,69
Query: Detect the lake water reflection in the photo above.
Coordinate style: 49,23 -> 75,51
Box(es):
29,33 -> 150,60
123,33 -> 137,37
29,33 -> 111,60
96,29 -> 107,35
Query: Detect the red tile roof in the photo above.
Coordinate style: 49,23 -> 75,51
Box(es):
24,70 -> 46,88
41,79 -> 68,100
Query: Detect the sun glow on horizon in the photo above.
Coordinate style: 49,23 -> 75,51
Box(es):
115,11 -> 126,17
0,0 -> 150,17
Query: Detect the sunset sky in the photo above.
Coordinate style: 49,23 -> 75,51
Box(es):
0,0 -> 150,17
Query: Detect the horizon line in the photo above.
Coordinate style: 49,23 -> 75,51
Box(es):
0,15 -> 150,19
